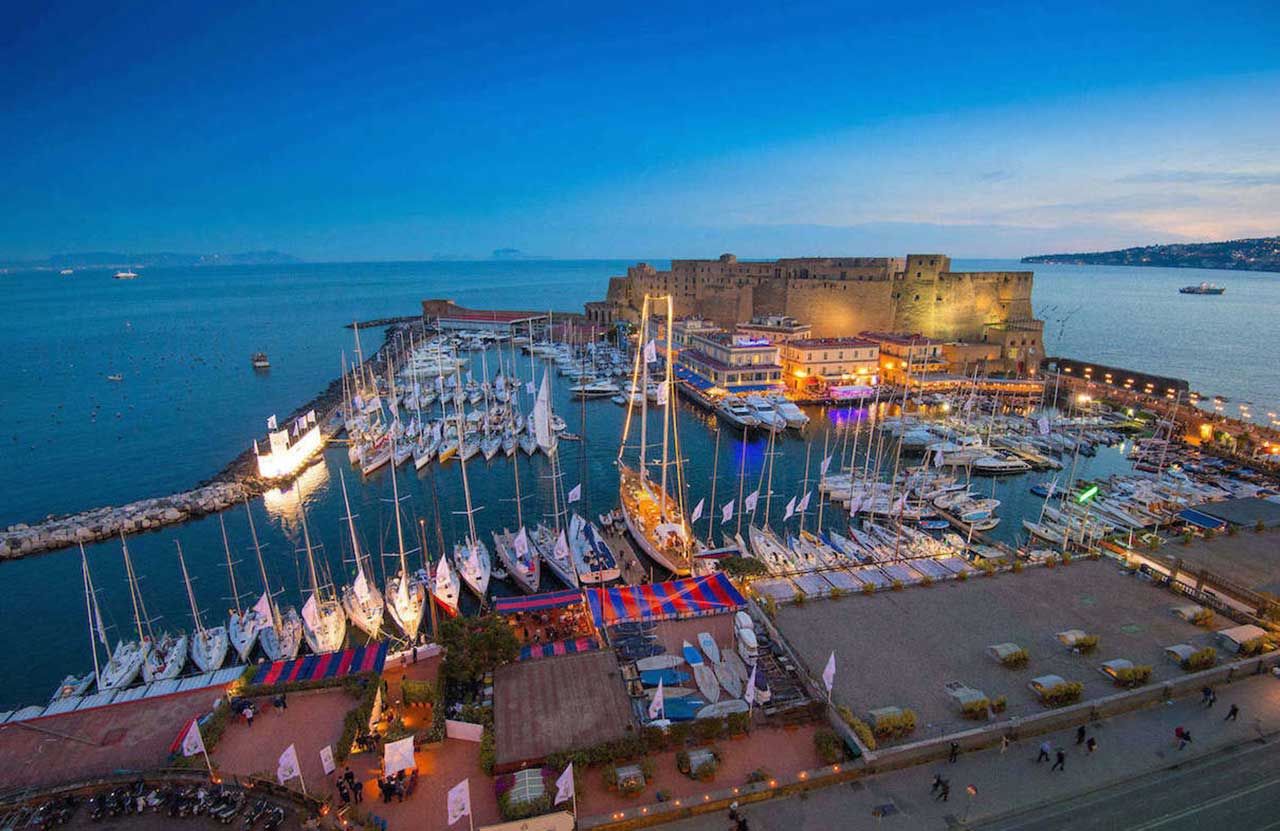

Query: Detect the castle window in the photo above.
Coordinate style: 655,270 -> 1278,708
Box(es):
914,294 -> 920,301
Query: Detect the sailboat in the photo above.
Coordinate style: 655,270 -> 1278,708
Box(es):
245,501 -> 302,661
383,448 -> 427,641
431,548 -> 461,616
223,515 -> 267,662
532,369 -> 559,456
532,523 -> 577,587
53,544 -> 118,701
177,542 -> 228,672
491,429 -> 540,593
122,536 -> 188,683
297,494 -> 347,655
452,370 -> 492,600
617,294 -> 697,576
337,470 -> 385,639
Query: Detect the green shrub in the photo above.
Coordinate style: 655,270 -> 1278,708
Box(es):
726,711 -> 751,736
1182,531 -> 1194,545
836,705 -> 877,751
675,749 -> 690,773
1191,609 -> 1214,627
814,729 -> 844,764
956,570 -> 969,582
891,579 -> 904,592
1204,528 -> 1216,540
641,725 -> 669,752
920,575 -> 934,587
668,721 -> 693,747
991,695 -> 1007,713
830,587 -> 847,600
1238,636 -> 1273,657
760,595 -> 778,619
1257,520 -> 1267,534
1044,556 -> 1057,569
335,675 -> 384,762
793,592 -> 807,606
1000,649 -> 1030,669
1074,635 -> 1100,654
1011,560 -> 1024,573
479,727 -> 496,775
719,556 -> 770,578
1111,665 -> 1153,688
861,582 -> 876,595
694,717 -> 724,743
401,678 -> 436,707
1060,553 -> 1072,566
497,785 -> 552,821
1039,681 -> 1084,707
872,709 -> 917,740
1183,647 -> 1217,671
961,698 -> 990,719
1227,524 -> 1239,537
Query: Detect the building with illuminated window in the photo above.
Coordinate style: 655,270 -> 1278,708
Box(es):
675,332 -> 783,394
735,314 -> 811,344
779,337 -> 879,399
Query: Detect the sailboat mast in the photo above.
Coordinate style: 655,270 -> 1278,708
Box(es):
244,498 -> 277,626
220,516 -> 242,616
176,541 -> 204,638
639,296 -> 650,481
454,372 -> 480,546
659,296 -> 674,521
389,443 -> 410,575
80,544 -> 103,687
121,535 -> 147,643
707,425 -> 721,546
297,492 -> 323,598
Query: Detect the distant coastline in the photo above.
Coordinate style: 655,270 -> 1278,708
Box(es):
1022,236 -> 1280,273
0,250 -> 301,272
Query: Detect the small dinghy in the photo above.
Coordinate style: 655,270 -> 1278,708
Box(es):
641,668 -> 690,686
697,632 -> 721,664
697,699 -> 749,719
644,685 -> 697,700
714,661 -> 743,698
636,654 -> 684,672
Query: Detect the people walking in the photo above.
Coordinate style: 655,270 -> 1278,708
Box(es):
936,780 -> 951,802
1036,740 -> 1052,763
1000,735 -> 1010,755
1076,725 -> 1086,745
352,778 -> 364,804
336,780 -> 350,806
1225,704 -> 1240,722
931,774 -> 945,794
1175,726 -> 1192,750
1201,686 -> 1212,704
1086,736 -> 1097,754
949,741 -> 959,763
1051,748 -> 1066,772
1207,690 -> 1217,708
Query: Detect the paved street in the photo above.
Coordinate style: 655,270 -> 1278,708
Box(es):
662,672 -> 1280,831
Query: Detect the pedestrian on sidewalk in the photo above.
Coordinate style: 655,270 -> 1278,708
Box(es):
1201,686 -> 1212,704
931,774 -> 945,794
244,704 -> 255,728
1086,737 -> 1097,754
1076,725 -> 1087,745
1000,735 -> 1010,755
337,780 -> 350,807
935,780 -> 951,802
1207,690 -> 1217,708
1036,740 -> 1052,763
729,802 -> 740,823
1175,726 -> 1192,750
1051,748 -> 1066,772
352,779 -> 363,804
1225,704 -> 1240,722
343,767 -> 355,788
949,741 -> 959,763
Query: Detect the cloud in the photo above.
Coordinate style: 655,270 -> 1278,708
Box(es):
1116,170 -> 1280,187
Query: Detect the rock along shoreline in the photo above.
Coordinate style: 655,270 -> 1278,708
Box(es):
0,320 -> 415,561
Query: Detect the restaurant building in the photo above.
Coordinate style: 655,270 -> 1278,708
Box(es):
778,337 -> 880,400
676,332 -> 783,394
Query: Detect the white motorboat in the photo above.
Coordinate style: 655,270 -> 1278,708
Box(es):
973,455 -> 1031,475
715,397 -> 759,430
768,395 -> 810,429
745,395 -> 787,431
571,378 -> 620,398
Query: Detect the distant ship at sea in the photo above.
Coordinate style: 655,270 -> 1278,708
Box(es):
113,269 -> 138,280
1179,282 -> 1225,295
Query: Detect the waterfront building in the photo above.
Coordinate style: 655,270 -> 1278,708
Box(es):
675,331 -> 783,394
778,337 -> 879,399
590,253 -> 1044,344
861,331 -> 947,385
735,314 -> 811,343
254,411 -> 322,479
663,317 -> 723,353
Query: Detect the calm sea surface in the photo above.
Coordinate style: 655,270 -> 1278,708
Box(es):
1,259 -> 1275,709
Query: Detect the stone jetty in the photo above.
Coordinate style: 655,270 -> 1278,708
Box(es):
1,320 -> 419,561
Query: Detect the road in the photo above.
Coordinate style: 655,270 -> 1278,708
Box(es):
976,736 -> 1280,831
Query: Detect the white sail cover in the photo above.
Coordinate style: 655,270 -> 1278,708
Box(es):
301,594 -> 321,632
435,557 -> 453,593
533,370 -> 554,451
353,568 -> 372,604
396,569 -> 410,606
252,592 -> 273,624
555,530 -> 571,563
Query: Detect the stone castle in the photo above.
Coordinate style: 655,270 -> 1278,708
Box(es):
585,253 -> 1043,348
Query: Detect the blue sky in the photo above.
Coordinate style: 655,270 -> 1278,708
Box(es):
2,0 -> 1277,260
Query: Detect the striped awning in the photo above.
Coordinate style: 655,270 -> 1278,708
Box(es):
518,636 -> 599,661
250,642 -> 388,687
494,589 -> 585,615
586,573 -> 746,628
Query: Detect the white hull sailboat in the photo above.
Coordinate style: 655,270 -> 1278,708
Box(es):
297,494 -> 347,655
337,470 -> 385,639
532,523 -> 578,588
431,555 -> 461,617
383,440 -> 426,642
454,538 -> 492,599
493,527 -> 541,594
178,542 -> 228,672
222,514 -> 267,662
119,535 -> 187,683
244,499 -> 302,661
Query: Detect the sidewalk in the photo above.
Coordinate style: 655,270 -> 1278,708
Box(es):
661,671 -> 1280,830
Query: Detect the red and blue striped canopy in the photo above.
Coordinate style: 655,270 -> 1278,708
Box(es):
586,573 -> 746,628
518,636 -> 598,661
493,588 -> 585,615
250,642 -> 388,687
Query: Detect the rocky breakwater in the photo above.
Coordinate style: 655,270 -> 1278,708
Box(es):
2,481 -> 253,559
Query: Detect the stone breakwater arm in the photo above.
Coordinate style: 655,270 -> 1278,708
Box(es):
1,322 -> 411,561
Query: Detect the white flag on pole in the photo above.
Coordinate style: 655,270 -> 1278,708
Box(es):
744,490 -> 759,512
267,415 -> 278,431
848,493 -> 863,515
656,380 -> 669,406
820,454 -> 832,476
384,735 -> 416,776
554,762 -> 575,806
526,380 -> 536,395
180,718 -> 205,757
822,651 -> 836,694
744,663 -> 757,707
567,483 -> 582,503
783,496 -> 796,521
276,744 -> 301,784
319,745 -> 336,775
647,678 -> 665,720
933,448 -> 945,468
721,501 -> 734,524
447,779 -> 472,825
690,499 -> 704,524
797,491 -> 811,513
644,340 -> 657,363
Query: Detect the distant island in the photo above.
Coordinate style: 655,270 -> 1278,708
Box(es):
1,250 -> 301,271
1022,236 -> 1280,272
